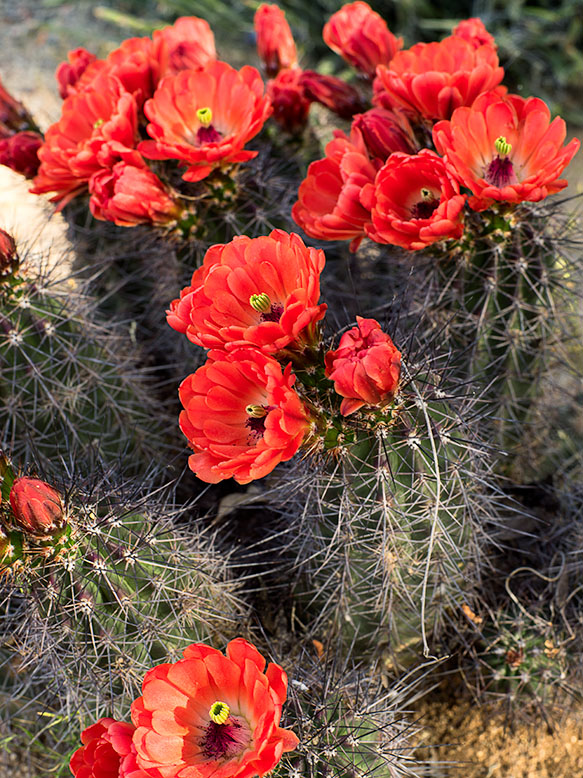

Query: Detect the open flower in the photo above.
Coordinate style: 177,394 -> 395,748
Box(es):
255,4 -> 298,77
323,1 -> 402,78
9,477 -> 64,536
31,71 -> 139,205
365,149 -> 466,250
292,127 -> 379,249
325,317 -> 401,415
131,638 -> 299,777
433,91 -> 581,210
167,230 -> 326,353
139,61 -> 271,183
70,718 -> 147,778
89,161 -> 182,227
178,349 -> 310,483
153,16 -> 217,76
374,34 -> 503,121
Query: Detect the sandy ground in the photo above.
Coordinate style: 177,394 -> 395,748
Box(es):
1,3 -> 583,777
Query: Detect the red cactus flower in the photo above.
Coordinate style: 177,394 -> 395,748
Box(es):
9,477 -> 64,536
31,71 -> 140,205
255,4 -> 298,78
153,16 -> 217,77
325,317 -> 401,416
452,17 -> 496,49
433,91 -> 581,211
0,130 -> 42,178
70,718 -> 147,778
267,68 -> 311,134
365,149 -> 466,250
103,37 -> 160,105
178,350 -> 310,483
0,76 -> 34,132
292,127 -> 379,250
55,47 -> 97,98
139,61 -> 272,183
299,70 -> 366,119
351,107 -> 418,162
0,227 -> 17,276
131,638 -> 299,776
374,34 -> 503,121
167,230 -> 326,353
89,161 -> 181,227
323,1 -> 402,79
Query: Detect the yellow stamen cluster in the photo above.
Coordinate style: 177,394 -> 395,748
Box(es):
209,701 -> 230,725
245,405 -> 268,418
249,293 -> 271,313
494,136 -> 512,157
196,107 -> 213,127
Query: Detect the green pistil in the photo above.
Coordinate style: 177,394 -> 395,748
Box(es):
249,293 -> 271,313
494,136 -> 512,158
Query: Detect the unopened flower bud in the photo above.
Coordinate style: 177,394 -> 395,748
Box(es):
0,228 -> 18,277
9,477 -> 65,535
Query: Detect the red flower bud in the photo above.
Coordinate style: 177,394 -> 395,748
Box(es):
325,317 -> 401,416
0,228 -> 18,276
323,1 -> 402,78
9,477 -> 65,535
0,77 -> 35,132
55,47 -> 97,99
299,70 -> 366,119
351,107 -> 417,161
0,130 -> 42,178
255,4 -> 298,77
267,68 -> 311,134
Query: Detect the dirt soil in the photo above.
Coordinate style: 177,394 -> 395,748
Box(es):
1,3 -> 583,777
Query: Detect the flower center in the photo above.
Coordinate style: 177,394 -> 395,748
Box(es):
410,187 -> 439,219
209,701 -> 230,725
249,293 -> 284,323
245,404 -> 272,441
195,106 -> 222,144
200,713 -> 252,762
484,136 -> 518,187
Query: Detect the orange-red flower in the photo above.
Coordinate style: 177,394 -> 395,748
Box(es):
139,61 -> 272,183
267,68 -> 311,134
131,639 -> 299,777
89,161 -> 181,227
0,130 -> 42,178
365,149 -> 466,250
55,47 -> 97,98
325,317 -> 401,415
31,71 -> 140,205
70,718 -> 147,778
9,477 -> 64,536
153,16 -> 217,77
433,91 -> 581,211
255,4 -> 298,78
167,230 -> 326,353
178,350 -> 310,483
374,34 -> 503,121
102,37 -> 160,105
351,107 -> 418,162
452,17 -> 496,49
323,1 -> 402,78
299,70 -> 366,119
292,127 -> 379,249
